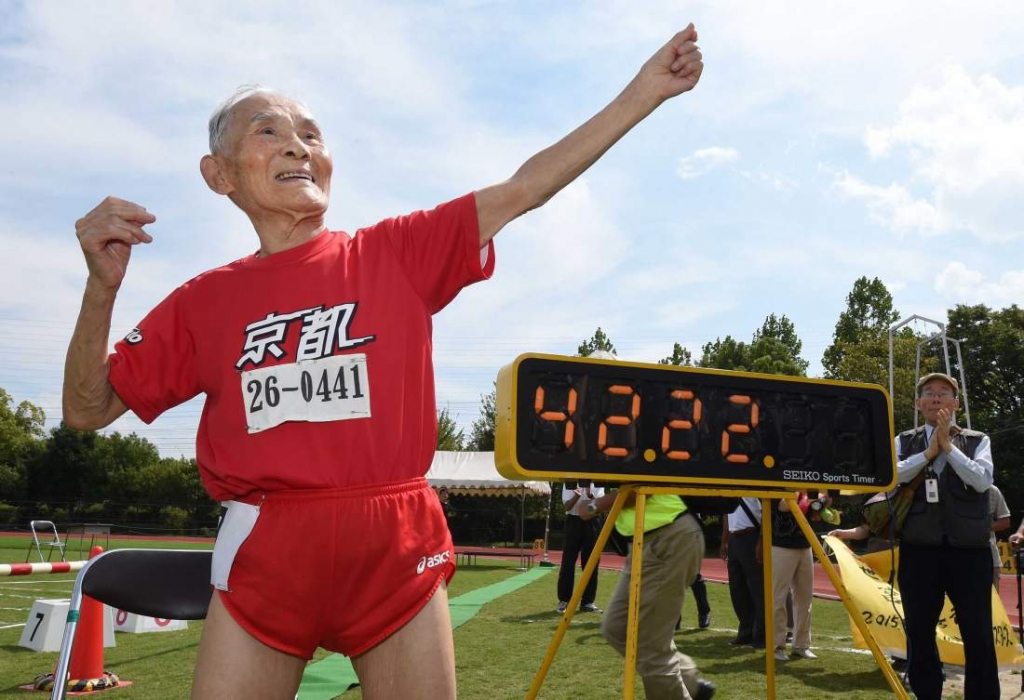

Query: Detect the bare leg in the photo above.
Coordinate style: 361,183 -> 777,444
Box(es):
191,592 -> 306,700
352,583 -> 456,700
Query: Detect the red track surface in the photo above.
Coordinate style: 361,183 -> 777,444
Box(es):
482,547 -> 1024,627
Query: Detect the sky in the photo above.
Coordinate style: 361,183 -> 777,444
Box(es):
0,0 -> 1022,458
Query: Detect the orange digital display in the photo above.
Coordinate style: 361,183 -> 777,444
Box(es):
495,353 -> 897,493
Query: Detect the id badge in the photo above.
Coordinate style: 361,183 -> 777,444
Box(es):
924,478 -> 940,504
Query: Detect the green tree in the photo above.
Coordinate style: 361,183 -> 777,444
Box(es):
467,386 -> 497,451
577,327 -> 615,357
0,389 -> 46,500
698,315 -> 807,376
27,423 -> 103,504
820,277 -> 932,429
436,406 -> 465,451
698,335 -> 749,371
947,304 -> 1024,516
27,424 -> 168,506
136,457 -> 209,506
89,432 -> 161,502
822,276 -> 900,377
658,342 -> 693,366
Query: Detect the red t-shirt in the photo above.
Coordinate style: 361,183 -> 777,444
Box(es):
108,193 -> 493,501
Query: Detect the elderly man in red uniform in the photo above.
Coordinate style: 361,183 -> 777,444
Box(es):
63,27 -> 704,700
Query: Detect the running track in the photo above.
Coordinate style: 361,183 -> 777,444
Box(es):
5,532 -> 1021,626
514,548 -> 1024,627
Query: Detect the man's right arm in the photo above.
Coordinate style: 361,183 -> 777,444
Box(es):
63,197 -> 155,430
63,280 -> 128,430
895,432 -> 940,483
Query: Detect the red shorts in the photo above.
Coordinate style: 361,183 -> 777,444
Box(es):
216,477 -> 455,659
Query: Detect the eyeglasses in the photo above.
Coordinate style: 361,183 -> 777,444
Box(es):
921,391 -> 955,399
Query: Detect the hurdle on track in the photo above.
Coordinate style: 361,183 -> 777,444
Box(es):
0,561 -> 86,577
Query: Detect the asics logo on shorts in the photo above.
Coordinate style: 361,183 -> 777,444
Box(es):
416,549 -> 451,574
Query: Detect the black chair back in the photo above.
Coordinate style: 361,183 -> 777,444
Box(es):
81,549 -> 213,620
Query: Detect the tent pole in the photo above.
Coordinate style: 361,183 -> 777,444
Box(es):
540,487 -> 554,566
518,486 -> 527,570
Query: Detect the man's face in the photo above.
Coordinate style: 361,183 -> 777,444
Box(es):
916,379 -> 959,425
217,93 -> 332,220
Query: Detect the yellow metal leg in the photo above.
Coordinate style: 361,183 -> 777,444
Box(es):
622,490 -> 647,700
524,490 -> 628,700
763,497 -> 777,700
523,487 -> 906,700
789,502 -> 910,700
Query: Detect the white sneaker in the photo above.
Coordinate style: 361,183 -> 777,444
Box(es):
774,647 -> 788,662
791,648 -> 818,659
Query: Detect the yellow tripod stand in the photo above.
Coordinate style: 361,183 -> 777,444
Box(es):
524,484 -> 910,700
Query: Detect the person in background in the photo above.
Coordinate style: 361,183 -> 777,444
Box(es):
895,373 -> 997,700
769,493 -> 819,661
586,489 -> 716,699
686,572 -> 713,630
988,485 -> 1011,586
721,498 -> 765,648
1010,517 -> 1024,550
557,481 -> 605,614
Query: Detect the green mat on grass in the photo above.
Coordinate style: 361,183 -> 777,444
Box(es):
298,566 -> 552,699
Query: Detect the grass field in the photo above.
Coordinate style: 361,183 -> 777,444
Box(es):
1,535 -> 927,699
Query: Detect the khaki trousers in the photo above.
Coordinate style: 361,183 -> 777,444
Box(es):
771,545 -> 813,650
601,514 -> 704,700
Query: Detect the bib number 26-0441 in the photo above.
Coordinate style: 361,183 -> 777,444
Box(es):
242,353 -> 371,433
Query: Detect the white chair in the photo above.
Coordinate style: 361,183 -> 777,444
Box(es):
27,520 -> 66,563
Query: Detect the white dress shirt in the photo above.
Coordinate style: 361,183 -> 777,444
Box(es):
895,423 -> 993,493
728,497 -> 762,531
563,484 -> 606,517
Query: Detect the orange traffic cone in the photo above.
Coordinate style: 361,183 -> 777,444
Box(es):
25,546 -> 127,694
68,546 -> 107,682
61,546 -> 125,692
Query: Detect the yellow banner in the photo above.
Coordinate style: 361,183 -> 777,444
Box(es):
824,536 -> 1024,668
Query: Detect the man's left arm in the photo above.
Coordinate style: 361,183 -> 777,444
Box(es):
946,434 -> 994,492
474,26 -> 703,246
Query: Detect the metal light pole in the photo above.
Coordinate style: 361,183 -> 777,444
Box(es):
889,314 -> 971,429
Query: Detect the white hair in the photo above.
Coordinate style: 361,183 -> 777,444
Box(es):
207,84 -> 302,155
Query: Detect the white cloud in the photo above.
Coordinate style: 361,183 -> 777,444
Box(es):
934,262 -> 1024,306
833,171 -> 944,235
740,170 -> 798,193
844,66 -> 1024,241
677,147 -> 740,180
0,227 -> 87,322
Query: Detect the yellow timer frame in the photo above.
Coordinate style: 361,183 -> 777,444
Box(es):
495,353 -> 896,493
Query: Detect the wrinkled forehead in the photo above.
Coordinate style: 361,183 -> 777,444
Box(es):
227,94 -> 319,134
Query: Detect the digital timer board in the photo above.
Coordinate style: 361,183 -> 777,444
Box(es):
494,354 -> 896,493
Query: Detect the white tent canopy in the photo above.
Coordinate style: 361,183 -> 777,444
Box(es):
426,451 -> 551,497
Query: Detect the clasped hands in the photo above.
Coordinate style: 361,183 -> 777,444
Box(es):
924,408 -> 956,461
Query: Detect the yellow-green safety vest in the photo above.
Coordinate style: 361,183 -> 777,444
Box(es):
615,494 -> 688,538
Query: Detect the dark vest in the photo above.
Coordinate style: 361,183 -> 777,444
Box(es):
897,426 -> 989,548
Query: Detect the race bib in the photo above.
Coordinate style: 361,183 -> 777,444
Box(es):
241,353 -> 371,433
